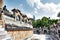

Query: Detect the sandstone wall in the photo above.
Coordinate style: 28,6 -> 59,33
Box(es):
0,0 -> 2,8
7,30 -> 33,40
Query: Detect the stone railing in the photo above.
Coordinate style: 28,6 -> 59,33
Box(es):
2,15 -> 33,28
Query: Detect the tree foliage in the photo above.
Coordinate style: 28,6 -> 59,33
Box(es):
32,17 -> 58,28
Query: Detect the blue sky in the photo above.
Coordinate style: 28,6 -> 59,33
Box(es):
3,0 -> 60,19
41,0 -> 60,4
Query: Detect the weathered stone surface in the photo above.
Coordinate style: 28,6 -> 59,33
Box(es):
0,0 -> 2,8
7,30 -> 33,40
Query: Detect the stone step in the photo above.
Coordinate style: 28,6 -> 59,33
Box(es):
0,28 -> 7,35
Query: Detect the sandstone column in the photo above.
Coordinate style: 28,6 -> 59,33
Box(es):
0,0 -> 3,8
14,12 -> 17,21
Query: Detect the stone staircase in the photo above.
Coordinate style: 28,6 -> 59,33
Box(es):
0,27 -> 12,40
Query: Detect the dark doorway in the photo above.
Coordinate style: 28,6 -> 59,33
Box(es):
44,30 -> 47,34
58,30 -> 60,38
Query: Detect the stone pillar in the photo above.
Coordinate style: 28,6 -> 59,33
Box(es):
1,11 -> 4,19
2,20 -> 5,28
24,17 -> 28,23
27,18 -> 28,23
24,18 -> 26,23
0,0 -> 5,28
18,12 -> 22,23
0,17 -> 5,28
0,0 -> 2,8
14,12 -> 17,21
20,16 -> 22,23
1,12 -> 5,28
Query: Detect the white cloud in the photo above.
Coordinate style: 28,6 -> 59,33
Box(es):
26,0 -> 35,7
34,8 -> 38,13
19,4 -> 23,7
25,13 -> 33,18
22,12 -> 33,18
17,4 -> 24,11
26,0 -> 60,19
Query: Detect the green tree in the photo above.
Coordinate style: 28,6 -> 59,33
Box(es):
32,16 -> 58,28
41,17 -> 49,27
32,20 -> 37,28
36,19 -> 41,28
